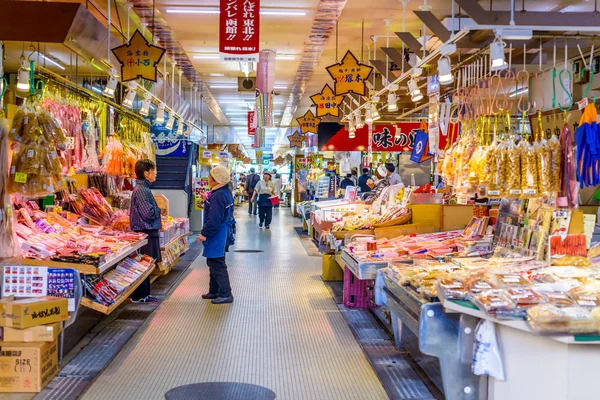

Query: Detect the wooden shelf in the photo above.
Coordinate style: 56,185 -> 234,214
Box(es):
10,239 -> 148,275
80,264 -> 156,315
160,232 -> 190,250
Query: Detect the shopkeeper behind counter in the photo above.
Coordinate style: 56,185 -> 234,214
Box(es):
129,159 -> 162,303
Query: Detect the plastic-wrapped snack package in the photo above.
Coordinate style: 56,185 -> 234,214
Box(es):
22,111 -> 41,143
8,108 -> 26,143
548,135 -> 562,193
465,275 -> 498,294
506,287 -> 546,307
472,289 -> 516,315
536,139 -> 552,195
437,277 -> 468,300
0,119 -> 22,259
468,147 -> 484,185
526,304 -> 570,334
19,141 -> 43,175
570,293 -> 600,308
519,141 -> 539,197
486,142 -> 505,197
495,273 -> 531,287
504,140 -> 522,196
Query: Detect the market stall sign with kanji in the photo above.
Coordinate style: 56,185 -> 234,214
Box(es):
326,50 -> 374,96
310,84 -> 344,118
288,131 -> 305,148
112,30 -> 166,82
296,110 -> 321,135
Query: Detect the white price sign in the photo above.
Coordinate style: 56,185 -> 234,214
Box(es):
202,150 -> 212,158
65,137 -> 75,150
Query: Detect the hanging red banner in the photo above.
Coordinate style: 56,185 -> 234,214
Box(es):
319,122 -> 421,152
248,111 -> 256,136
219,0 -> 260,62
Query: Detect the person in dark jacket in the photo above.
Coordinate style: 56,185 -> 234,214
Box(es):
199,166 -> 235,304
245,168 -> 260,215
130,159 -> 162,302
340,174 -> 354,189
358,168 -> 372,193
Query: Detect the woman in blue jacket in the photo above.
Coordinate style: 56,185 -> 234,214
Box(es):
198,166 -> 235,304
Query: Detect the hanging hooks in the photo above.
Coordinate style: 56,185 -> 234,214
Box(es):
534,39 -> 545,111
558,40 -> 573,112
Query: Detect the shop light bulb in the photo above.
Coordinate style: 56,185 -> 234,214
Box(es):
176,121 -> 184,135
408,78 -> 423,102
371,103 -> 381,121
365,108 -> 373,125
16,60 -> 30,92
355,111 -> 364,129
349,129 -> 356,139
165,115 -> 175,130
103,69 -> 118,98
122,82 -> 137,109
395,126 -> 402,141
438,56 -> 454,85
411,91 -> 423,102
155,104 -> 166,124
490,39 -> 507,71
139,93 -> 152,116
387,92 -> 398,112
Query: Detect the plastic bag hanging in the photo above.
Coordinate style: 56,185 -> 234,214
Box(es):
575,103 -> 600,187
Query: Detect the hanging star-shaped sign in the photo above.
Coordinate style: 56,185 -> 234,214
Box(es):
310,84 -> 345,118
112,30 -> 166,82
296,110 -> 321,135
288,131 -> 305,148
326,50 -> 374,97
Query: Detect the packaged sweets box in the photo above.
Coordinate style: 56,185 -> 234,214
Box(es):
0,296 -> 68,329
0,321 -> 63,342
0,340 -> 59,392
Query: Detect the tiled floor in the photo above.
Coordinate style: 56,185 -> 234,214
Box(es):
82,209 -> 389,400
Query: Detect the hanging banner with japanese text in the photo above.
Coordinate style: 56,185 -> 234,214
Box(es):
310,84 -> 344,118
318,122 -> 421,152
248,111 -> 256,136
112,30 -> 165,82
219,0 -> 260,62
326,50 -> 374,96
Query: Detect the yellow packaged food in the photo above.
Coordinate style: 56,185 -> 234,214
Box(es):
548,135 -> 562,192
536,139 -> 552,195
486,142 -> 505,197
504,140 -> 522,196
519,141 -> 538,197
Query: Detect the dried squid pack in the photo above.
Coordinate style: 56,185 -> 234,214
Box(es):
519,141 -> 539,197
43,147 -> 63,176
19,142 -> 43,175
9,109 -> 26,143
504,141 -> 522,196
548,135 -> 562,192
22,112 -> 41,143
536,140 -> 552,195
486,143 -> 505,197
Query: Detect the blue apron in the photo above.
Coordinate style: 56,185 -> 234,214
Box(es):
258,193 -> 272,207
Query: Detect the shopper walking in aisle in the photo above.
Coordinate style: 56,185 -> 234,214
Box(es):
358,168 -> 372,193
245,168 -> 260,215
272,172 -> 282,208
252,171 -> 277,229
386,163 -> 404,187
340,173 -> 354,190
198,166 -> 235,304
130,159 -> 162,303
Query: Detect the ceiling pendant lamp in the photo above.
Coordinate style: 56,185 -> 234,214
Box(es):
438,56 -> 454,85
176,120 -> 184,135
365,107 -> 373,125
139,92 -> 152,116
387,91 -> 398,112
395,125 -> 402,141
355,111 -> 364,129
16,60 -> 30,92
103,68 -> 118,98
165,115 -> 175,130
371,103 -> 381,121
155,104 -> 166,124
490,35 -> 507,71
408,78 -> 423,102
348,120 -> 356,138
122,82 -> 137,109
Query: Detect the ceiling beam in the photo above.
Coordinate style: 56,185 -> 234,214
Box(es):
413,11 -> 451,42
369,60 -> 400,81
381,48 -> 410,71
455,0 -> 600,27
395,32 -> 426,56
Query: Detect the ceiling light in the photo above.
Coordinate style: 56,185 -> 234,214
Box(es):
355,111 -> 364,129
490,37 -> 507,71
371,103 -> 381,121
274,85 -> 288,89
16,60 -> 30,92
438,56 -> 454,85
411,92 -> 424,102
166,8 -> 306,16
165,116 -> 175,130
509,88 -> 528,98
240,61 -> 253,77
395,126 -> 402,141
155,103 -> 166,124
210,73 -> 225,77
365,108 -> 373,125
349,121 -> 356,139
408,78 -> 423,102
103,68 -> 118,98
500,29 -> 533,40
139,92 -> 152,116
193,54 -> 221,59
387,92 -> 398,112
39,53 -> 65,70
176,121 -> 184,135
122,82 -> 137,108
276,55 -> 296,60
210,84 -> 238,89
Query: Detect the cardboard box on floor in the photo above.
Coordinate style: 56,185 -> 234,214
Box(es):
322,254 -> 344,281
0,297 -> 68,329
0,322 -> 63,343
0,340 -> 59,393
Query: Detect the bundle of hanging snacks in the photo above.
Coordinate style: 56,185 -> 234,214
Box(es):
8,101 -> 68,197
0,119 -> 21,259
79,188 -> 114,226
115,113 -> 154,178
40,96 -> 84,171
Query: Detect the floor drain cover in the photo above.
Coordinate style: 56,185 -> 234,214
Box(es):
234,249 -> 264,253
165,383 -> 276,400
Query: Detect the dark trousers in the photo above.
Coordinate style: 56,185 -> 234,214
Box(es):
258,205 -> 273,226
247,192 -> 257,214
131,229 -> 161,300
207,257 -> 232,298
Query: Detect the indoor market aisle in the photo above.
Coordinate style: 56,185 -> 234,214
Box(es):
82,208 -> 389,400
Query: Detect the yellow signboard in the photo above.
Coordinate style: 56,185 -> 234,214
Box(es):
310,84 -> 344,118
296,110 -> 321,135
326,50 -> 374,97
112,30 -> 166,82
287,131 -> 305,148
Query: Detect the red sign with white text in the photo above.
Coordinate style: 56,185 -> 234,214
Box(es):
248,111 -> 256,136
219,0 -> 260,62
319,123 -> 421,152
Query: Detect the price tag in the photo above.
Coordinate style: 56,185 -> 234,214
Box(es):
219,151 -> 229,159
65,137 -> 75,150
202,150 -> 212,158
487,190 -> 500,196
509,189 -> 522,195
553,210 -> 568,219
578,97 -> 589,110
27,149 -> 34,158
14,172 -> 27,183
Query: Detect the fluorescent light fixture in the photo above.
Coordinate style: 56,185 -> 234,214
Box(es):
210,72 -> 225,77
387,92 -> 398,112
122,82 -> 137,108
240,61 -> 253,77
490,38 -> 507,71
509,88 -> 528,98
371,103 -> 381,121
274,85 -> 288,89
166,8 -> 305,16
501,29 -> 533,40
16,60 -> 30,92
210,84 -> 238,89
234,126 -> 249,130
155,104 -> 166,124
139,93 -> 152,116
194,54 -> 221,59
438,56 -> 454,85
276,55 -> 296,60
39,53 -> 65,70
91,85 -> 102,94
103,68 -> 118,98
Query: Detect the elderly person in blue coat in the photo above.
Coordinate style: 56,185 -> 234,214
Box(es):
198,166 -> 235,304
